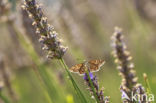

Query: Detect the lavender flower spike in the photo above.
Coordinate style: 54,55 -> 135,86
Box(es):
84,72 -> 109,103
22,0 -> 67,59
111,27 -> 149,103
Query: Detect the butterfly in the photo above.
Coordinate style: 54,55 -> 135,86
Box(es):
69,60 -> 105,75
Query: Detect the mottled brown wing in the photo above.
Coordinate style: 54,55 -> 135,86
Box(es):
69,63 -> 82,73
88,60 -> 105,72
69,63 -> 86,74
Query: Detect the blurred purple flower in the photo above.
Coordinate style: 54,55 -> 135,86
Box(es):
83,72 -> 94,80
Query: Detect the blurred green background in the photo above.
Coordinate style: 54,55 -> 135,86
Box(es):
0,0 -> 156,103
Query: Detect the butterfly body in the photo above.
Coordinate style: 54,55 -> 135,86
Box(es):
69,60 -> 105,75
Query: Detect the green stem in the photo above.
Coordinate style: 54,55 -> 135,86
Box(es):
31,64 -> 53,103
144,77 -> 152,95
7,21 -> 54,103
143,75 -> 154,103
85,70 -> 100,103
60,58 -> 88,103
0,92 -> 10,103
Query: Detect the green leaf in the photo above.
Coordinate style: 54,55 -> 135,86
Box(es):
60,59 -> 88,103
0,91 -> 10,103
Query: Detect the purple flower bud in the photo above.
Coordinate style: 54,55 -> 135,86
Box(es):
83,72 -> 94,80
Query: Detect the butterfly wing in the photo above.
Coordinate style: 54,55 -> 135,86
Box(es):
79,64 -> 86,74
88,60 -> 105,72
69,63 -> 82,73
69,63 -> 86,75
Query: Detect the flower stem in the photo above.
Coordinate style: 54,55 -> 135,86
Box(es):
0,92 -> 10,103
85,70 -> 100,103
143,74 -> 153,96
60,58 -> 88,103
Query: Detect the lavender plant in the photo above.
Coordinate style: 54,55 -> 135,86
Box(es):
84,71 -> 109,103
111,27 -> 138,99
22,0 -> 88,102
21,10 -> 43,56
22,0 -> 67,59
0,0 -> 154,102
0,0 -> 66,103
111,27 -> 150,103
